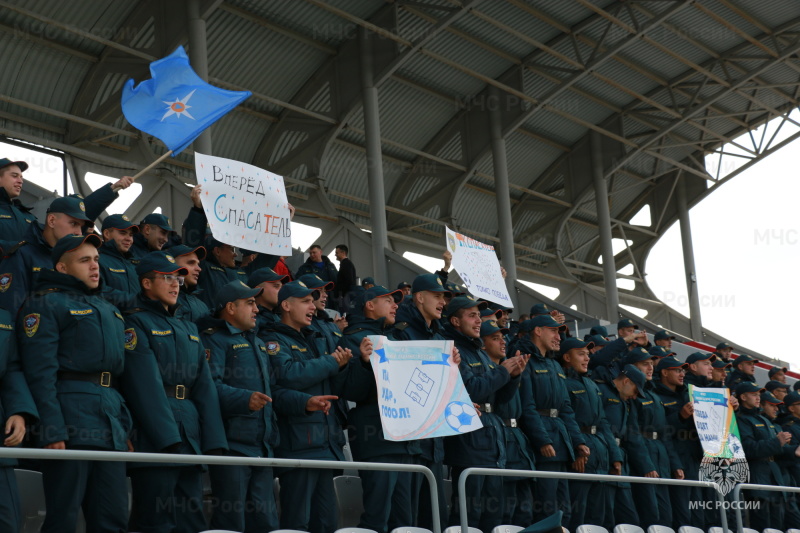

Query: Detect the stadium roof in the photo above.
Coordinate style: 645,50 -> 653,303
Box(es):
2,0 -> 800,353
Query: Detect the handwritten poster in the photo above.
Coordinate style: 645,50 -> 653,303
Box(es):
369,336 -> 481,441
445,226 -> 512,307
195,153 -> 292,254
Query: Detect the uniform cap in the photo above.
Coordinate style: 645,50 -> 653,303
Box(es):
444,295 -> 487,316
480,319 -> 509,338
135,251 -> 189,277
0,158 -> 27,172
214,280 -> 263,311
101,214 -> 139,233
51,233 -> 101,263
686,352 -> 716,364
248,267 -> 289,287
559,338 -> 594,355
277,280 -> 320,306
165,244 -> 206,261
141,213 -> 173,232
297,273 -> 334,291
411,273 -> 451,295
47,196 -> 91,222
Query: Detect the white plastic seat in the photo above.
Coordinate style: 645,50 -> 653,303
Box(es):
391,528 -> 434,533
647,526 -> 675,533
15,469 -> 46,533
492,526 -> 524,533
576,526 -> 609,533
677,527 -> 704,533
614,526 -> 644,533
334,529 -> 379,533
269,530 -> 310,533
334,475 -> 364,528
443,527 -> 482,533
707,528 -> 733,533
763,529 -> 785,533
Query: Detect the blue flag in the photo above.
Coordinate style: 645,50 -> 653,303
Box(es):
121,47 -> 251,155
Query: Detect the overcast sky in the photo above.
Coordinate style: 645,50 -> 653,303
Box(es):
3,114 -> 797,366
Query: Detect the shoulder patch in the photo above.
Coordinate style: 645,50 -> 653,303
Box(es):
0,273 -> 10,292
124,328 -> 137,350
266,342 -> 280,355
23,313 -> 40,337
188,335 -> 199,342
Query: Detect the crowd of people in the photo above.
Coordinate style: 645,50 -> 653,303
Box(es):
0,156 -> 798,533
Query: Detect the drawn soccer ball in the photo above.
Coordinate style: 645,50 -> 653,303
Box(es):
445,402 -> 481,433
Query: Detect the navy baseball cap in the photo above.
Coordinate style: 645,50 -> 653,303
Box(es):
654,330 -> 675,342
297,274 -> 334,291
733,354 -> 758,367
445,281 -> 466,295
141,213 -> 173,232
0,158 -> 27,172
621,364 -> 647,393
656,356 -> 688,374
135,251 -> 189,277
204,235 -> 228,251
530,303 -> 550,316
559,338 -> 594,355
784,391 -> 800,406
47,196 -> 91,222
522,314 -> 567,332
101,214 -> 139,233
520,510 -> 563,533
248,267 -> 290,287
622,346 -> 657,365
712,360 -> 732,370
51,233 -> 101,263
214,280 -> 263,311
765,380 -> 790,392
735,382 -> 765,396
761,391 -> 783,405
649,346 -> 673,359
618,318 -> 638,329
686,352 -> 716,364
480,307 -> 501,318
716,342 -> 732,350
587,334 -> 609,347
445,295 -> 488,316
412,273 -> 451,295
480,319 -> 509,337
768,366 -> 788,378
396,281 -> 411,290
166,244 -> 206,261
590,325 -> 609,337
277,280 -> 320,307
360,285 -> 403,308
362,277 -> 376,286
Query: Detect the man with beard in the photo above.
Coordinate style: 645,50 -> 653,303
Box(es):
18,234 -> 131,533
262,280 -> 353,532
442,295 -> 527,531
515,314 -> 588,524
168,244 -> 211,323
392,273 -> 453,532
338,285 -> 412,533
559,338 -> 618,530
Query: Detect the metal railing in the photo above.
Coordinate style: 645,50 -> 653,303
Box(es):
457,467 -> 729,532
0,448 -> 443,533
732,482 -> 800,533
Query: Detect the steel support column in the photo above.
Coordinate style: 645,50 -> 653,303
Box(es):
359,28 -> 389,285
590,130 -> 619,321
676,172 -> 703,340
489,88 -> 518,308
188,0 -> 212,156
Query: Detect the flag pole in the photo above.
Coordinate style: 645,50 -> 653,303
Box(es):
130,150 -> 174,182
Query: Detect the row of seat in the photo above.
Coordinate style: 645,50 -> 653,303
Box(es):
200,526 -> 800,533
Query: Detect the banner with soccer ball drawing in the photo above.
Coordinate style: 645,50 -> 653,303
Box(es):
369,336 -> 482,441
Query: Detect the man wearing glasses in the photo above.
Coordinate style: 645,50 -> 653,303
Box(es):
120,251 -> 227,533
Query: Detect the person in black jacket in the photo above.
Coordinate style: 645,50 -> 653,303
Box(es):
334,244 -> 356,312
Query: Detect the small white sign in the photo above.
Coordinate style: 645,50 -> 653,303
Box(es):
445,226 -> 512,306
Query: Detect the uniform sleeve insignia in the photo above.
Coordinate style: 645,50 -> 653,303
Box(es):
23,313 -> 40,337
266,342 -> 280,355
124,328 -> 137,350
0,273 -> 11,292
